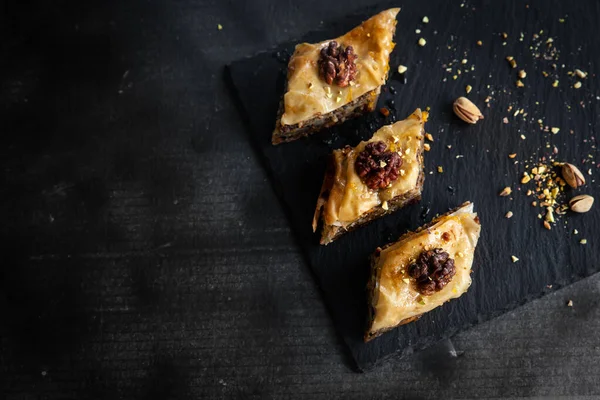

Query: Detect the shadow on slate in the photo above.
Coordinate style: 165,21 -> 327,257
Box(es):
226,0 -> 600,370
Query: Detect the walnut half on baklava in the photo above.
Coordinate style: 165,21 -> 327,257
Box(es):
365,202 -> 482,342
272,8 -> 400,144
312,109 -> 427,245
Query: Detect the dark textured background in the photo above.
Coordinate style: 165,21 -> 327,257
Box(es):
2,0 -> 600,398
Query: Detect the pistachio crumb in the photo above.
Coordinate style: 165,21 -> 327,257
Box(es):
551,127 -> 560,134
418,38 -> 427,47
543,221 -> 551,230
575,69 -> 587,79
217,24 -> 223,30
402,278 -> 410,284
574,81 -> 582,89
567,300 -> 573,307
580,239 -> 587,244
465,85 -> 472,94
398,65 -> 408,74
552,80 -> 559,87
511,255 -> 519,263
422,16 -> 429,23
573,229 -> 579,235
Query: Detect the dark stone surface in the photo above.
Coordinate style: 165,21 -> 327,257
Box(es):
1,0 -> 600,397
229,0 -> 600,371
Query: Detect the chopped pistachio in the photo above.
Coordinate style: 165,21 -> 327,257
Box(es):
573,229 -> 579,235
422,16 -> 429,23
543,221 -> 551,230
580,239 -> 587,245
511,255 -> 519,263
551,127 -> 560,134
574,81 -> 582,89
398,65 -> 408,74
217,24 -> 223,30
575,69 -> 587,79
552,80 -> 559,87
418,38 -> 427,47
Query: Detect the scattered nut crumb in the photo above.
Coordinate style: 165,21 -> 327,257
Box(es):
437,166 -> 443,173
567,300 -> 573,307
518,70 -> 526,79
575,69 -> 587,79
573,229 -> 579,235
516,80 -> 524,87
503,117 -> 509,124
499,187 -> 512,196
511,255 -> 519,263
422,16 -> 429,23
424,143 -> 431,151
381,201 -> 389,210
574,81 -> 582,89
425,133 -> 434,141
580,239 -> 587,245
543,221 -> 551,230
476,40 -> 483,46
505,211 -> 513,218
465,85 -> 472,94
398,65 -> 408,74
509,153 -> 517,158
380,107 -> 390,117
551,127 -> 560,134
418,38 -> 427,47
552,80 -> 559,87
217,24 -> 223,30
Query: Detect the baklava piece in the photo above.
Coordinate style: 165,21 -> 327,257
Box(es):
272,8 -> 400,144
365,202 -> 481,341
312,109 -> 427,245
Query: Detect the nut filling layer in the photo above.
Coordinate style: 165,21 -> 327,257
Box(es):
355,141 -> 402,190
408,248 -> 456,296
318,41 -> 358,87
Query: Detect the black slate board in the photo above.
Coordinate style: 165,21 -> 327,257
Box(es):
227,0 -> 600,371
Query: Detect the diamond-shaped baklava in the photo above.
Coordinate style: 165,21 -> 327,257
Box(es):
313,109 -> 427,245
272,8 -> 400,144
365,202 -> 481,341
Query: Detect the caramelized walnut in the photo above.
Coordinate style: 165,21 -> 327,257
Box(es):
355,141 -> 402,190
408,248 -> 456,296
318,41 -> 357,87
